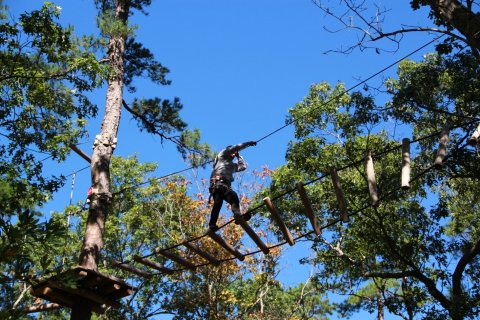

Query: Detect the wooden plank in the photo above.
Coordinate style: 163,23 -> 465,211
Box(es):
468,123 -> 480,145
33,286 -> 74,309
365,152 -> 379,207
112,260 -> 152,278
80,276 -> 102,289
183,242 -> 221,266
133,256 -> 174,274
31,286 -> 105,314
109,287 -> 134,301
207,229 -> 245,261
401,138 -> 411,190
234,214 -> 270,254
263,197 -> 295,246
296,182 -> 321,236
330,168 -> 349,223
69,144 -> 91,163
47,281 -> 121,308
157,250 -> 197,271
24,303 -> 61,313
434,126 -> 449,168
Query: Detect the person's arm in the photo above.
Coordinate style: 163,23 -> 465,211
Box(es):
235,154 -> 247,172
225,141 -> 256,155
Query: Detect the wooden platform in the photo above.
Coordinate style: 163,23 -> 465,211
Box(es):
30,266 -> 134,314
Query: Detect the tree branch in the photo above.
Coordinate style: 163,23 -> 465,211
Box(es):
452,238 -> 480,298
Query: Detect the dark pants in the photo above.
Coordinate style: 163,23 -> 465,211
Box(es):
209,186 -> 241,228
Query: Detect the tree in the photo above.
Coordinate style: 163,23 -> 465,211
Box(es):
312,0 -> 480,57
264,51 -> 480,319
0,3 -> 107,317
0,1 -> 209,318
53,155 -> 332,320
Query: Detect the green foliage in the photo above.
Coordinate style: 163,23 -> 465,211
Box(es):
265,51 -> 480,319
124,38 -> 171,93
0,2 -> 108,208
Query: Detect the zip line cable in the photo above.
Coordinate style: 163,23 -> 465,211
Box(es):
254,34 -> 447,144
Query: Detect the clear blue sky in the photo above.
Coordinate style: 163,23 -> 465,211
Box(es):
9,1 -> 437,319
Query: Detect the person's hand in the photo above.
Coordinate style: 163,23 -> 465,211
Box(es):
249,141 -> 257,146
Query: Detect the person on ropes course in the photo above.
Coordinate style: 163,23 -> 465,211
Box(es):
208,140 -> 257,232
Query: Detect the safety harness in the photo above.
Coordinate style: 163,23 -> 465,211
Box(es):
208,175 -> 231,203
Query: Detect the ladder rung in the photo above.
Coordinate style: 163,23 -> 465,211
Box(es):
133,256 -> 174,274
234,215 -> 270,254
113,260 -> 152,278
296,182 -> 321,236
263,197 -> 295,246
207,230 -> 245,261
157,250 -> 197,271
183,241 -> 221,266
330,168 -> 349,223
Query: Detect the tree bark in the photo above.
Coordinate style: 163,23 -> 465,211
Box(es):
424,0 -> 480,51
73,2 -> 130,319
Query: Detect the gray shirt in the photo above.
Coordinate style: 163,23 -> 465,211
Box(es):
210,142 -> 253,183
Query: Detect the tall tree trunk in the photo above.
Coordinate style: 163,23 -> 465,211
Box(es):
377,293 -> 384,320
424,0 -> 480,50
72,2 -> 129,319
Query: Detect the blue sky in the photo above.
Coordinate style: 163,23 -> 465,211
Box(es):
9,1 -> 438,318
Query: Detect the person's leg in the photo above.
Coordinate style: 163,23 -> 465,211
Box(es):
209,191 -> 224,231
224,189 -> 241,215
225,189 -> 252,221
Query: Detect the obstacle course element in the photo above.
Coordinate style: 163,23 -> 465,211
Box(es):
468,123 -> 480,145
401,138 -> 411,189
183,241 -> 221,266
234,214 -> 270,254
330,168 -> 349,223
157,249 -> 197,271
133,256 -> 174,274
296,182 -> 321,236
113,260 -> 152,278
263,197 -> 295,246
365,152 -> 379,207
434,126 -> 449,168
208,229 -> 245,261
30,267 -> 133,314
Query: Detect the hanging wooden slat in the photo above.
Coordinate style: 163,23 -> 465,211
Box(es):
207,230 -> 245,261
183,241 -> 221,266
234,214 -> 270,254
263,197 -> 295,246
434,126 -> 450,168
112,260 -> 152,278
365,152 -> 379,207
401,138 -> 411,190
468,124 -> 480,145
330,168 -> 349,223
296,182 -> 321,236
133,256 -> 174,274
157,250 -> 197,271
